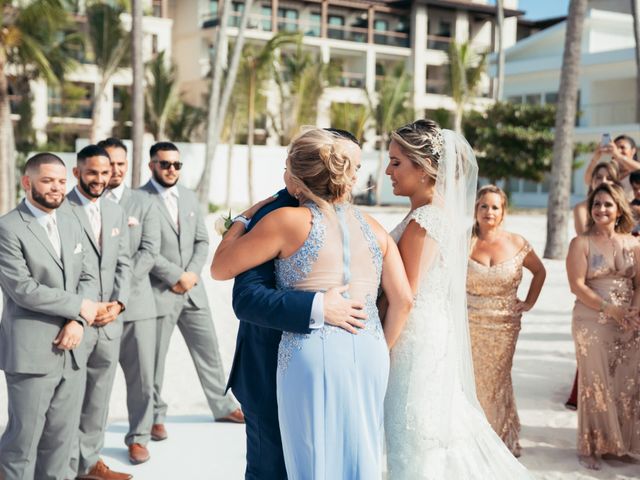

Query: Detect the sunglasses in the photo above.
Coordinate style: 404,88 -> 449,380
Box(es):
154,160 -> 183,170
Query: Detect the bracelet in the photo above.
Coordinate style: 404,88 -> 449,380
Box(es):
232,214 -> 251,229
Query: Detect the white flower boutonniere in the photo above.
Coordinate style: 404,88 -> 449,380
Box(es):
215,211 -> 234,237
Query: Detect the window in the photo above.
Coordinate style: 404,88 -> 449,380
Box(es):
544,92 -> 558,105
373,19 -> 389,44
308,12 -> 321,37
328,15 -> 345,40
261,5 -> 272,31
230,2 -> 244,27
374,19 -> 388,31
209,0 -> 218,17
278,7 -> 298,32
151,34 -> 158,55
507,95 -> 523,104
525,94 -> 541,105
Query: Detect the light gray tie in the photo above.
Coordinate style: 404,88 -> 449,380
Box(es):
89,203 -> 102,249
46,216 -> 61,259
165,191 -> 179,231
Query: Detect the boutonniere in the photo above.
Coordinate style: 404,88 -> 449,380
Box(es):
189,211 -> 195,217
111,227 -> 120,237
128,216 -> 140,227
214,210 -> 234,237
73,243 -> 83,254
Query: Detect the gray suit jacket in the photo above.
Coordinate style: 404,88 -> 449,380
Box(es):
118,187 -> 160,321
0,201 -> 99,374
64,189 -> 132,340
140,181 -> 209,312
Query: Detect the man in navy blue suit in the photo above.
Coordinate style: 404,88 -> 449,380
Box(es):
229,130 -> 364,479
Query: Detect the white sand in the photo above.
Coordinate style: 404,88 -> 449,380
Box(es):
1,210 -> 639,479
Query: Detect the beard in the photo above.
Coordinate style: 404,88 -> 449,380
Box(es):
108,177 -> 123,189
152,169 -> 178,188
31,186 -> 63,210
79,176 -> 106,198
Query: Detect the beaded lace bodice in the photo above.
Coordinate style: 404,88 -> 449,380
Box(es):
275,203 -> 384,370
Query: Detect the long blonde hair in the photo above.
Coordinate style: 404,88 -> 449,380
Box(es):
586,182 -> 633,233
390,119 -> 443,183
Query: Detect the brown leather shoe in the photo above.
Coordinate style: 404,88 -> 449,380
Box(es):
151,423 -> 168,441
128,443 -> 150,465
76,459 -> 132,480
216,408 -> 245,424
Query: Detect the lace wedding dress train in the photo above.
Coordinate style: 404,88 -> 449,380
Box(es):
384,205 -> 533,480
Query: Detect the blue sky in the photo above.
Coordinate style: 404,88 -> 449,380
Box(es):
491,0 -> 570,20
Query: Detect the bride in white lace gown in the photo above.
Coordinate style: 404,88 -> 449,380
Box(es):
383,120 -> 533,479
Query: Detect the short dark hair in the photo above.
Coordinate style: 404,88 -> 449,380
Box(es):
150,142 -> 179,158
97,137 -> 127,153
324,128 -> 360,147
24,152 -> 66,175
630,169 -> 640,186
77,144 -> 110,164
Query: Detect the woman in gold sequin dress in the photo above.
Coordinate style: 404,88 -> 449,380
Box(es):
467,185 -> 546,457
566,182 -> 640,470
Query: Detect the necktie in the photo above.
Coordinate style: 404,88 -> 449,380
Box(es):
47,216 -> 62,259
89,203 -> 102,249
165,191 -> 179,231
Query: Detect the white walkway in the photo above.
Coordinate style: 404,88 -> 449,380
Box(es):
1,211 -> 639,479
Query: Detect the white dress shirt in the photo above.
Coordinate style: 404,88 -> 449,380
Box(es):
105,183 -> 126,204
150,178 -> 179,229
74,187 -> 102,247
24,198 -> 62,258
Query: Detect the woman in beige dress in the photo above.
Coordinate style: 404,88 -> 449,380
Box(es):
566,182 -> 640,470
566,161 -> 620,409
467,185 -> 546,457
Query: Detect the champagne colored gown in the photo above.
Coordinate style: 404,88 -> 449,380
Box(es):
466,241 -> 532,456
572,236 -> 640,457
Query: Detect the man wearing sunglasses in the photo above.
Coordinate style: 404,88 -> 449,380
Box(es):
141,142 -> 241,444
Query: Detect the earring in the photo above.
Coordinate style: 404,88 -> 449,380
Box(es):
421,176 -> 426,183
294,191 -> 301,200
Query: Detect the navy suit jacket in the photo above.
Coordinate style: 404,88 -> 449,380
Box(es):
228,189 -> 315,415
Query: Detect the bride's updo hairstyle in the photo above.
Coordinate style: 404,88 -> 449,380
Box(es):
286,127 -> 356,207
390,119 -> 444,183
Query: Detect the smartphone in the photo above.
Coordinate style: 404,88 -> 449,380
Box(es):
601,133 -> 611,146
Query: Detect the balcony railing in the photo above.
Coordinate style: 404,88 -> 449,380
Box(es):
48,98 -> 93,119
202,12 -> 409,47
330,71 -> 366,89
427,34 -> 452,51
582,101 -> 636,127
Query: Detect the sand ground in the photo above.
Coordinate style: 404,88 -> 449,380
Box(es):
1,210 -> 639,479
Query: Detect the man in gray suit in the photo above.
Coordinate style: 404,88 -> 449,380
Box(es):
65,145 -> 133,480
99,137 -> 160,465
0,153 -> 100,480
140,142 -> 241,441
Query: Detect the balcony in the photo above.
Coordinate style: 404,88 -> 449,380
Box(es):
330,71 -> 366,89
427,34 -> 452,51
48,98 -> 93,119
202,11 -> 409,48
582,101 -> 636,127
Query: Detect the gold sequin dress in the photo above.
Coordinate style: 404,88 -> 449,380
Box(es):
466,241 -> 532,456
572,236 -> 640,456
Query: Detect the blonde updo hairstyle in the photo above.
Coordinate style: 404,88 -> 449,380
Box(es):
390,119 -> 443,184
286,127 -> 356,208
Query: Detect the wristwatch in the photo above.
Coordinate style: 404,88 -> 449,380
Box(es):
232,214 -> 251,229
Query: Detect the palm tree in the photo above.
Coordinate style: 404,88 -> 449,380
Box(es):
330,102 -> 369,144
0,0 -> 72,213
241,33 -> 297,203
495,0 -> 505,101
371,63 -> 414,204
544,0 -> 588,259
167,102 -> 206,142
145,51 -> 179,141
447,41 -> 487,133
198,0 -> 255,208
130,0 -> 144,187
86,1 -> 130,142
271,40 -> 338,145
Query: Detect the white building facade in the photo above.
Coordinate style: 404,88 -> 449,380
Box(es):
498,4 -> 640,207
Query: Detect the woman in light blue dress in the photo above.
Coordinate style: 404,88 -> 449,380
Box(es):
212,127 -> 412,479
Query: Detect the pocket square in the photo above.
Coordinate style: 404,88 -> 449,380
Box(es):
73,243 -> 83,254
189,211 -> 195,217
111,227 -> 120,237
127,216 -> 140,227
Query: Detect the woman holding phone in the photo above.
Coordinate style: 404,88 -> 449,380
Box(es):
583,133 -> 637,199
